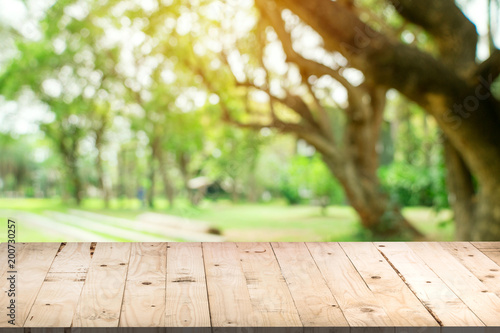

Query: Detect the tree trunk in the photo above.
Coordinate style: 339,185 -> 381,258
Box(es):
322,153 -> 423,239
58,136 -> 83,206
443,139 -> 476,240
95,143 -> 110,208
156,151 -> 175,208
147,155 -> 156,209
177,152 -> 196,205
231,179 -> 238,203
94,119 -> 111,208
151,136 -> 175,209
246,151 -> 259,203
70,168 -> 82,206
247,171 -> 258,203
117,148 -> 126,199
272,0 -> 500,240
474,186 -> 500,240
65,157 -> 82,206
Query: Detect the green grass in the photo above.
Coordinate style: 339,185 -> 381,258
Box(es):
0,198 -> 454,242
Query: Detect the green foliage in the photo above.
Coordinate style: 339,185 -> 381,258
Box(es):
0,0 -> 454,224
379,160 -> 448,208
279,154 -> 344,207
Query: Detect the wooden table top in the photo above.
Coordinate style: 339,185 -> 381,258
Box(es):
1,242 -> 500,332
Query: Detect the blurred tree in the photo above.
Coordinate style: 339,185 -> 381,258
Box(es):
0,134 -> 35,196
205,127 -> 263,203
0,0 -> 121,205
283,154 -> 345,213
245,0 -> 500,240
184,1 -> 422,238
1,0 -> 497,241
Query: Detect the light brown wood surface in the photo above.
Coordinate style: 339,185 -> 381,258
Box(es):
165,242 -> 210,327
440,242 -> 500,298
235,242 -> 302,328
120,242 -> 167,327
339,242 -> 438,327
306,242 -> 393,327
2,242 -> 500,330
25,243 -> 92,327
72,243 -> 131,327
271,242 -> 348,328
0,242 -> 60,327
375,242 -> 485,327
202,242 -> 256,328
407,242 -> 500,326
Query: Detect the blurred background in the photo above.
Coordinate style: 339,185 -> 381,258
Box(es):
0,0 -> 498,242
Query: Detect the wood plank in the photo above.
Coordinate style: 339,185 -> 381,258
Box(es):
25,243 -> 92,327
407,242 -> 500,326
339,242 -> 438,327
471,242 -> 500,250
271,242 -> 349,329
479,250 -> 500,267
119,243 -> 167,327
165,242 -> 211,327
202,242 -> 257,328
72,242 -> 132,327
0,242 -> 60,327
47,242 -> 93,273
5,241 -> 500,330
473,242 -> 500,268
234,242 -> 303,327
306,242 -> 393,327
441,242 -> 500,298
375,242 -> 484,327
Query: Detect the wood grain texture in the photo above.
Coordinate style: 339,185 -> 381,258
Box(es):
339,242 -> 438,327
0,242 -> 60,327
474,245 -> 500,268
441,242 -> 500,298
165,242 -> 210,327
120,242 -> 167,327
271,242 -> 349,328
202,242 -> 255,327
375,242 -> 484,327
306,242 -> 393,327
472,242 -> 500,250
3,241 -> 500,330
25,243 -> 92,327
72,242 -> 131,327
235,242 -> 302,327
407,242 -> 500,326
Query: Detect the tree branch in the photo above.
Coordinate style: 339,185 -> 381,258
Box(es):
258,4 -> 363,100
387,0 -> 478,75
473,49 -> 500,86
302,72 -> 334,141
268,0 -> 500,188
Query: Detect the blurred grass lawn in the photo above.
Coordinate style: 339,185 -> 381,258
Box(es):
0,198 -> 454,242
